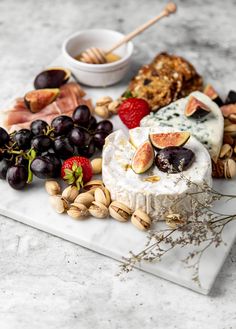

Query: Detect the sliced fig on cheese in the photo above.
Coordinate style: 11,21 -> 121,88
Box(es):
24,89 -> 60,113
131,140 -> 154,174
149,132 -> 190,149
204,84 -> 223,107
185,96 -> 211,119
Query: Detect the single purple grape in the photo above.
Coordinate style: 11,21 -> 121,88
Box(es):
51,115 -> 74,136
96,120 -> 113,134
6,165 -> 28,189
72,105 -> 91,127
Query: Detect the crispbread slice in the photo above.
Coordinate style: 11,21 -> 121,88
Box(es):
125,53 -> 203,111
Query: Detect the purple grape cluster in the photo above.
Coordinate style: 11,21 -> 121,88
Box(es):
0,105 -> 113,189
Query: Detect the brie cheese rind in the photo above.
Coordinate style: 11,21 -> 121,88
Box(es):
140,91 -> 224,162
102,128 -> 212,219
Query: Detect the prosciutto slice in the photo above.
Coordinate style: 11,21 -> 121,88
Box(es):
3,82 -> 93,132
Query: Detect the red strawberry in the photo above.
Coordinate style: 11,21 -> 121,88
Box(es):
61,156 -> 92,189
118,98 -> 150,129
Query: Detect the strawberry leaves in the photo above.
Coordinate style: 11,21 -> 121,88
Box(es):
63,162 -> 84,189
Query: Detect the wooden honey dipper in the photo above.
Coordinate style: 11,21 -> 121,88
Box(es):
79,2 -> 177,64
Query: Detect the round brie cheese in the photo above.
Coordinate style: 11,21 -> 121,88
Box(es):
102,127 -> 212,219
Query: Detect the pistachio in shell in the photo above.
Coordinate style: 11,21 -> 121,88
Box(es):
109,201 -> 132,222
224,158 -> 236,179
185,96 -> 211,119
34,67 -> 71,89
203,84 -> 223,107
149,132 -> 190,149
83,180 -> 104,194
24,89 -> 60,113
131,209 -> 151,231
131,140 -> 154,174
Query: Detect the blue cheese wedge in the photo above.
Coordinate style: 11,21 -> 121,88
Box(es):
102,127 -> 212,218
140,91 -> 224,162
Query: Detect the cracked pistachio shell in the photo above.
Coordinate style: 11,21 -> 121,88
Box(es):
224,124 -> 236,137
165,213 -> 186,229
45,180 -> 61,196
62,185 -> 79,203
74,192 -> 94,207
89,201 -> 109,219
83,180 -> 104,194
224,158 -> 236,178
49,195 -> 69,214
67,203 -> 88,219
109,201 -> 132,222
94,106 -> 110,119
219,144 -> 233,159
94,187 -> 111,207
131,209 -> 151,231
96,96 -> 113,106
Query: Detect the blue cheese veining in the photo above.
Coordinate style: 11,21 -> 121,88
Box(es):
140,91 -> 224,162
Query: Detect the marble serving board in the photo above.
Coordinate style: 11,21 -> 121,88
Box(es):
0,55 -> 235,295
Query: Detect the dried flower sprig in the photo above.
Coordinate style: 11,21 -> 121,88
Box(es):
119,176 -> 236,286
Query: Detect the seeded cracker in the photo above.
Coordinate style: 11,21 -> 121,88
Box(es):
125,52 -> 203,111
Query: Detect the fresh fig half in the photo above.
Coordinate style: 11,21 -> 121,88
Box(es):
34,67 -> 71,89
185,96 -> 211,119
149,132 -> 190,149
204,84 -> 223,107
131,140 -> 154,174
155,146 -> 195,173
24,89 -> 60,113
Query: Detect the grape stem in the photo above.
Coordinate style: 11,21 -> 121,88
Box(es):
26,149 -> 36,184
45,127 -> 55,136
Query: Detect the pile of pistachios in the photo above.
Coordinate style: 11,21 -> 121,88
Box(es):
94,96 -> 121,119
46,179 -> 152,231
212,118 -> 236,179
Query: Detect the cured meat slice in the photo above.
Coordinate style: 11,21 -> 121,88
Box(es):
2,82 -> 92,131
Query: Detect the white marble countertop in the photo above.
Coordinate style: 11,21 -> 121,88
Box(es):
0,0 -> 235,328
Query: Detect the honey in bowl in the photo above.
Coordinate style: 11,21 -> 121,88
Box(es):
105,53 -> 121,63
75,52 -> 121,64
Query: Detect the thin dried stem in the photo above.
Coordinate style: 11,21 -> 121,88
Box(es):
118,176 -> 236,285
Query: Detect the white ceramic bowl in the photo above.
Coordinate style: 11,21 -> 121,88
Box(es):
62,29 -> 133,87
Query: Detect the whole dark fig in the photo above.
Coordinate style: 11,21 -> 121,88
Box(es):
34,68 -> 71,89
225,90 -> 236,105
155,146 -> 195,173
